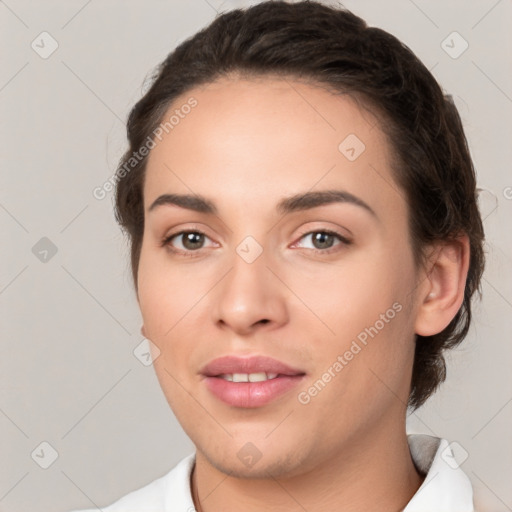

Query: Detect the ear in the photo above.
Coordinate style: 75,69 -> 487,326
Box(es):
414,234 -> 470,336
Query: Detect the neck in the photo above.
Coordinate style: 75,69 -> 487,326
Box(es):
191,424 -> 424,512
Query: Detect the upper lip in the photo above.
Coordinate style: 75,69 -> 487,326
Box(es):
200,355 -> 306,377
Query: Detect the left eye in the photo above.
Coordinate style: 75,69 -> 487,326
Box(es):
295,230 -> 350,251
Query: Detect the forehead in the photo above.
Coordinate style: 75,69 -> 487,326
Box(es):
143,76 -> 404,220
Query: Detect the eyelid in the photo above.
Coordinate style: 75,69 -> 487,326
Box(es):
295,226 -> 351,241
161,221 -> 214,242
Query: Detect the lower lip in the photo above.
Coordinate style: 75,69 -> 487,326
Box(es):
203,375 -> 305,408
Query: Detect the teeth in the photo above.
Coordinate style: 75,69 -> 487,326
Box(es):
219,372 -> 279,382
248,372 -> 269,382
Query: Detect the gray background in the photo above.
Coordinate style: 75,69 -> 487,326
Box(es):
1,0 -> 511,511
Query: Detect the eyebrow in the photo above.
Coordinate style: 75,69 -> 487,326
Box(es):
148,189 -> 377,218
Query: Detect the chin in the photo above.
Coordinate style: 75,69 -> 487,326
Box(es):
199,442 -> 312,480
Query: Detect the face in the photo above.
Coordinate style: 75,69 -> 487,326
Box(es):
137,76 -> 423,479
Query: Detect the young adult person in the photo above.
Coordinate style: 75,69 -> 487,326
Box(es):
72,1 -> 485,510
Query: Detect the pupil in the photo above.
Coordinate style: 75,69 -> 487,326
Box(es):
313,232 -> 333,249
184,232 -> 203,250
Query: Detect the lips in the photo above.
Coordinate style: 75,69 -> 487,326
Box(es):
201,355 -> 305,377
200,355 -> 306,408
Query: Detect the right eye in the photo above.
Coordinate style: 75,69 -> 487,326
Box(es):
162,230 -> 216,256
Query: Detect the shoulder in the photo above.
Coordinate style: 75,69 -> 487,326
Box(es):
68,452 -> 196,512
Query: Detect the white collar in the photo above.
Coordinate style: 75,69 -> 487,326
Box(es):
404,434 -> 474,511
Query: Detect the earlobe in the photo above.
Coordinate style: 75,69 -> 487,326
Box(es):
414,235 -> 470,337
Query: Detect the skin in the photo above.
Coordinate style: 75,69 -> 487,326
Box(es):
137,75 -> 470,512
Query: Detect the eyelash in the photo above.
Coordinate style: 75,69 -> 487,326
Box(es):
161,229 -> 351,258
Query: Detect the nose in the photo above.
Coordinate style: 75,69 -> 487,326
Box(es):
211,247 -> 289,336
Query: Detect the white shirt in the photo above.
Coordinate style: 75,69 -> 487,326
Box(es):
70,434 -> 474,512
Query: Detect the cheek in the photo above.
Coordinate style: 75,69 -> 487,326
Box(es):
137,246 -> 211,337
289,248 -> 408,338
292,246 -> 416,401
297,308 -> 414,428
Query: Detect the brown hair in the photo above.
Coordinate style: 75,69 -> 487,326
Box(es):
114,0 -> 485,410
